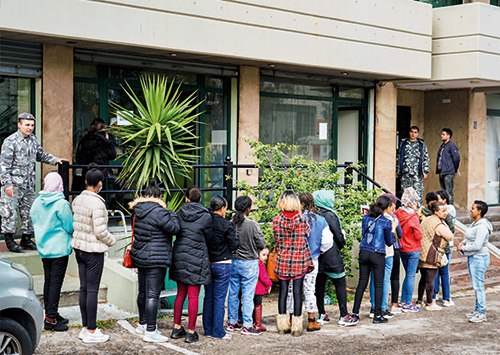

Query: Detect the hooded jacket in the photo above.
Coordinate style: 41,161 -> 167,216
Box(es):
129,197 -> 180,269
316,208 -> 345,274
462,218 -> 492,257
436,140 -> 460,175
30,191 -> 73,259
394,209 -> 422,253
169,202 -> 212,285
272,212 -> 313,279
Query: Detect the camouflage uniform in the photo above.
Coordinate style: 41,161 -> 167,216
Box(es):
0,131 -> 58,234
397,139 -> 429,206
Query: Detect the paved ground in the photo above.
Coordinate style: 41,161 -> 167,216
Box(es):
35,286 -> 500,355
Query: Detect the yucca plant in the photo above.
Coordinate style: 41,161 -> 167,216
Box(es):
108,75 -> 202,192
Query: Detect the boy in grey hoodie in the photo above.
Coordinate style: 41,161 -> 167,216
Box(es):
458,200 -> 492,323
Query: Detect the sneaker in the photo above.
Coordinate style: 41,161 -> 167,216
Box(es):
135,323 -> 147,334
372,316 -> 388,324
241,326 -> 262,335
391,307 -> 402,315
82,329 -> 109,343
369,308 -> 375,319
44,318 -> 69,332
56,314 -> 69,325
344,314 -> 359,327
144,330 -> 169,343
397,302 -> 406,309
382,310 -> 394,319
184,331 -> 199,343
337,314 -> 350,327
415,300 -> 423,307
402,303 -> 420,313
469,313 -> 487,323
443,300 -> 455,307
466,310 -> 479,319
317,313 -> 330,325
171,327 -> 187,339
219,333 -> 232,339
78,328 -> 87,340
226,322 -> 243,332
426,302 -> 442,311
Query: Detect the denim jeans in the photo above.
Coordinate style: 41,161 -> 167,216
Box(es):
227,259 -> 258,328
369,256 -> 393,311
433,253 -> 451,301
439,174 -> 455,205
400,251 -> 420,305
468,254 -> 490,314
203,262 -> 232,338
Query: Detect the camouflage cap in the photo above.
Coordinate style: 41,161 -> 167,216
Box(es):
18,113 -> 36,122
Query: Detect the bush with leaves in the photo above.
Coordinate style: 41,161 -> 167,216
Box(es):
234,139 -> 381,277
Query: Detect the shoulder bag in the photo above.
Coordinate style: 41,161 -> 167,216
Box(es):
123,215 -> 136,268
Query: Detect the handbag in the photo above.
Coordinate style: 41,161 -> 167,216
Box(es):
426,222 -> 449,268
266,246 -> 279,282
123,215 -> 136,269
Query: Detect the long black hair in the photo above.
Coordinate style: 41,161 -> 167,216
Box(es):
85,163 -> 103,187
368,195 -> 392,217
144,178 -> 161,198
233,196 -> 252,225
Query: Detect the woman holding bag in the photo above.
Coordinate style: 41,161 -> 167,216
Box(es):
417,201 -> 452,311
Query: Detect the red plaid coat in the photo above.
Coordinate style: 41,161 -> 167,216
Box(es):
273,212 -> 314,279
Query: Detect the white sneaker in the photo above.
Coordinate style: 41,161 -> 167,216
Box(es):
220,333 -> 232,339
78,328 -> 87,340
82,328 -> 109,343
425,302 -> 442,311
135,323 -> 147,334
466,310 -> 479,318
143,330 -> 169,343
469,313 -> 487,323
442,300 -> 455,307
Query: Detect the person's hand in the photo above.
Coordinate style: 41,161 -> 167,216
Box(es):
267,287 -> 272,294
391,218 -> 398,231
5,185 -> 14,198
105,132 -> 109,139
423,174 -> 428,179
56,158 -> 69,164
457,244 -> 463,251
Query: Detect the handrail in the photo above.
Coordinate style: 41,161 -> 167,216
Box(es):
454,220 -> 500,259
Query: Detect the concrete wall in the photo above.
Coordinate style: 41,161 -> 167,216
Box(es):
424,90 -> 470,209
467,92 -> 487,205
0,0 -> 432,79
42,44 -> 73,177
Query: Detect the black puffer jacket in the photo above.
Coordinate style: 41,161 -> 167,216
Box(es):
129,197 -> 180,269
75,133 -> 116,166
170,202 -> 212,285
208,214 -> 239,263
317,207 -> 345,274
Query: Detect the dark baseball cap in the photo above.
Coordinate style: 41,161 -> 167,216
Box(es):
18,113 -> 36,122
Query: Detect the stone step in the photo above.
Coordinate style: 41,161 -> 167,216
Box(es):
0,248 -> 44,275
33,274 -> 107,308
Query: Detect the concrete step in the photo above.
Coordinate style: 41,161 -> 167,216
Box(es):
0,249 -> 44,275
33,274 -> 107,308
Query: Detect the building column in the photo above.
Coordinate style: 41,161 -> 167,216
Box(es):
374,83 -> 397,194
237,66 -> 260,186
42,44 -> 73,177
467,91 -> 487,207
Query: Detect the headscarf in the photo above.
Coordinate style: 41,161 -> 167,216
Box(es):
312,190 -> 335,212
42,172 -> 64,193
400,187 -> 419,214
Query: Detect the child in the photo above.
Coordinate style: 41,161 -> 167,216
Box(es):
254,247 -> 272,331
30,172 -> 73,332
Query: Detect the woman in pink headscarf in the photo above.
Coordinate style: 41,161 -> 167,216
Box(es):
30,172 -> 74,332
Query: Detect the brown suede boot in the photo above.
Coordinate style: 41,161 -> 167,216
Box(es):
253,305 -> 266,331
307,312 -> 321,332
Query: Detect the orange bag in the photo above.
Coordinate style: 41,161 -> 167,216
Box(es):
266,247 -> 279,282
123,216 -> 136,268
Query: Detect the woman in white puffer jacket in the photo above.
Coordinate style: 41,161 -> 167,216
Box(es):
72,163 -> 115,343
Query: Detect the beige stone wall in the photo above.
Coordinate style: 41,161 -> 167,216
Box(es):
374,83 -> 398,193
467,92 -> 487,206
397,89 -> 425,138
423,90 -> 469,209
237,66 -> 259,187
42,44 -> 73,177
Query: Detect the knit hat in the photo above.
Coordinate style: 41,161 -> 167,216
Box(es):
42,172 -> 64,193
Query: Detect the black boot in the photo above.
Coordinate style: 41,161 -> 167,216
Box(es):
20,234 -> 37,250
4,233 -> 23,253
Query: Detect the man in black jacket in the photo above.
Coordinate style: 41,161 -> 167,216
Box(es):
436,128 -> 460,205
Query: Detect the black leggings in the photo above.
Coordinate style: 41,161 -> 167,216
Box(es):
390,249 -> 401,304
42,256 -> 69,319
137,267 -> 167,331
75,249 -> 105,330
315,272 -> 348,317
278,277 -> 304,316
352,249 -> 385,317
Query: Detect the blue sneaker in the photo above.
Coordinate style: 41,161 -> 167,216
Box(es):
402,302 -> 420,313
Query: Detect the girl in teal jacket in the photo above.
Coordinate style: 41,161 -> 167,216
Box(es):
30,172 -> 73,332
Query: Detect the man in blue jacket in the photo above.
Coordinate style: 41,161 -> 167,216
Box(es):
436,128 -> 460,205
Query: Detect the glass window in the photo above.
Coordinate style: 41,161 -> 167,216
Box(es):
339,86 -> 365,99
413,0 -> 462,7
205,77 -> 224,89
0,77 -> 31,147
74,63 -> 99,78
73,82 -> 100,159
261,77 -> 333,98
109,66 -> 197,85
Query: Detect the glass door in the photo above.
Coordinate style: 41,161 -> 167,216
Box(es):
486,113 -> 500,205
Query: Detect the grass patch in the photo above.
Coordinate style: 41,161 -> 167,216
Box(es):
96,319 -> 117,330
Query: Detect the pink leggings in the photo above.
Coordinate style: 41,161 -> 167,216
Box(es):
173,282 -> 201,330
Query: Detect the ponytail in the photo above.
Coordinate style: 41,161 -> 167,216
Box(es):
233,196 -> 252,225
368,195 -> 392,217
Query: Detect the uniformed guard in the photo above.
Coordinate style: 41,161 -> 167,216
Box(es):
0,113 -> 67,252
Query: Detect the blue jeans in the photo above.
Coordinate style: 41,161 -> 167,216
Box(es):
203,262 -> 232,338
468,254 -> 490,314
433,253 -> 451,301
370,256 -> 393,311
227,259 -> 259,328
400,251 -> 420,305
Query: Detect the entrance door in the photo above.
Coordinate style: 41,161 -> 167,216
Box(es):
486,113 -> 500,205
396,106 -> 412,199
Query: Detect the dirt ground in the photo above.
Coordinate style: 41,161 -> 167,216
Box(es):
35,288 -> 500,355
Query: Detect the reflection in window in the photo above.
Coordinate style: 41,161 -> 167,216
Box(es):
0,77 -> 31,147
73,82 -> 100,159
261,77 -> 333,98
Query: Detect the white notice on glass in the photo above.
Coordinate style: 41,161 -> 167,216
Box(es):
319,123 -> 328,140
